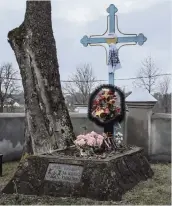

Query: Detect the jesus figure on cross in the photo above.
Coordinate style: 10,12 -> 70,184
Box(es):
107,34 -> 121,73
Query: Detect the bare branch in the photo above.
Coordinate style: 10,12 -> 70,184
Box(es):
63,63 -> 97,108
155,76 -> 172,113
159,76 -> 171,95
134,56 -> 160,93
0,62 -> 20,112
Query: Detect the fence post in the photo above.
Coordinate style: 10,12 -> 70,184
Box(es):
125,88 -> 157,156
0,154 -> 3,176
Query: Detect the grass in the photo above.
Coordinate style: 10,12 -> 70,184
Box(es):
0,161 -> 19,192
0,161 -> 171,205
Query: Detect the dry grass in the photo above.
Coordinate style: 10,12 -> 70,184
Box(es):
123,163 -> 171,205
0,161 -> 19,192
0,161 -> 171,205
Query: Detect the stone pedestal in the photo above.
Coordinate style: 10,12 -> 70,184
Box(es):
3,147 -> 153,201
125,88 -> 157,156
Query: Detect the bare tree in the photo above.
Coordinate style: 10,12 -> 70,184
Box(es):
8,0 -> 75,155
159,76 -> 171,113
0,63 -> 19,112
134,56 -> 160,93
159,76 -> 171,94
63,64 -> 97,105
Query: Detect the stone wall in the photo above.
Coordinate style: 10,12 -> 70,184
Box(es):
149,113 -> 171,162
3,106 -> 25,113
0,113 -> 24,162
125,104 -> 171,162
125,102 -> 155,155
0,111 -> 170,163
1,113 -> 123,162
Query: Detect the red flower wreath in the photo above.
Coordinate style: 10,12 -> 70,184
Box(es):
92,88 -> 121,121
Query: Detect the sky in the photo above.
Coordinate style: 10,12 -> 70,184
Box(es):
0,0 -> 171,92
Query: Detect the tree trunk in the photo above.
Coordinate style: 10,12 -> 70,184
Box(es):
0,101 -> 3,113
7,0 -> 75,155
164,94 -> 168,113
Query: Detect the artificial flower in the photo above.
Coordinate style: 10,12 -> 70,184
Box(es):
102,91 -> 110,99
93,100 -> 99,105
76,134 -> 86,140
91,87 -> 121,122
108,90 -> 114,95
75,132 -> 105,149
104,108 -> 110,114
74,138 -> 86,147
109,99 -> 115,104
96,135 -> 104,147
95,109 -> 104,117
116,107 -> 121,113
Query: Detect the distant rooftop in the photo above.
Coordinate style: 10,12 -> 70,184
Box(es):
126,88 -> 157,102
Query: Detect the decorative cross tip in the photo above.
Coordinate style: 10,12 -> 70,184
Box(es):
80,35 -> 89,47
137,33 -> 147,46
106,4 -> 118,15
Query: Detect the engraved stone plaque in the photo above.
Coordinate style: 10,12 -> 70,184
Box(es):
45,163 -> 84,183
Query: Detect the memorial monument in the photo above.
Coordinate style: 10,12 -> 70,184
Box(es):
3,3 -> 153,201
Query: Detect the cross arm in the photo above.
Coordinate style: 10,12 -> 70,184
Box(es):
117,33 -> 147,46
80,35 -> 107,47
81,33 -> 147,47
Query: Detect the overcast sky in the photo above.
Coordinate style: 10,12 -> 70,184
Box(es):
0,0 -> 171,92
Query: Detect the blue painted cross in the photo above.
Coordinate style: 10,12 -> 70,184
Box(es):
80,4 -> 147,85
80,4 -> 147,137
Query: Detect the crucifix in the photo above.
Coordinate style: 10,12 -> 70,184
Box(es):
80,4 -> 147,137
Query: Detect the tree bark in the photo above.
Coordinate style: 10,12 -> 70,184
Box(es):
7,0 -> 75,155
0,101 -> 3,113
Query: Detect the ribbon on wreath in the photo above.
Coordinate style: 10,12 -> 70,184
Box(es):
108,43 -> 121,73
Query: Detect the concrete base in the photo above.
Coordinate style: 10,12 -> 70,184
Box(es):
3,147 -> 153,201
